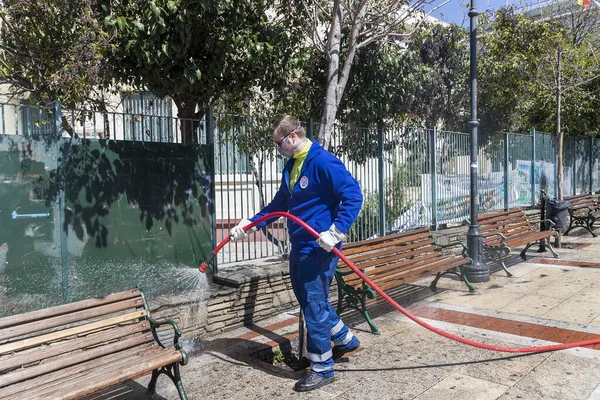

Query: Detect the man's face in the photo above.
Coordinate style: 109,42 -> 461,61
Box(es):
273,126 -> 299,149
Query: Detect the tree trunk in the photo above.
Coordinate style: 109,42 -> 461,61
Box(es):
318,1 -> 343,151
174,98 -> 202,144
555,47 -> 563,248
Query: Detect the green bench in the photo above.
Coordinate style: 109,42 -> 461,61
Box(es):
0,288 -> 188,400
334,227 -> 476,335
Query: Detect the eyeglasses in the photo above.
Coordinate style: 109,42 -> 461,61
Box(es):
275,125 -> 300,147
275,132 -> 292,147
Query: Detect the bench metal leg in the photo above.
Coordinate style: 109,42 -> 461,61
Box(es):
564,217 -> 575,236
336,287 -> 380,335
545,239 -> 559,258
461,272 -> 477,293
485,246 -> 513,277
587,217 -> 598,237
148,363 -> 188,400
360,300 -> 380,335
499,247 -> 513,277
519,243 -> 532,259
565,216 -> 597,237
430,269 -> 477,293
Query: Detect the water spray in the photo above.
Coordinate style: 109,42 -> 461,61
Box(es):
200,211 -> 600,353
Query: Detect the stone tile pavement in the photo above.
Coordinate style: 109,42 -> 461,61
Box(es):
108,232 -> 600,399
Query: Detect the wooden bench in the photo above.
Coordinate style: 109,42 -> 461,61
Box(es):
334,227 -> 476,335
564,193 -> 600,237
0,288 -> 188,400
478,208 -> 558,276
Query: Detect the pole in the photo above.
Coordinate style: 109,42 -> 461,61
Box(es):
464,0 -> 490,283
430,127 -> 438,230
378,121 -> 386,237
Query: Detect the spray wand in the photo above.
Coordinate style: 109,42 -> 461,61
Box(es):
200,211 -> 600,353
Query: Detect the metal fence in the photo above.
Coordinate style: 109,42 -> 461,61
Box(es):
2,101 -> 599,266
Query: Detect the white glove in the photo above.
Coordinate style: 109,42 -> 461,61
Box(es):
317,224 -> 346,252
230,218 -> 257,241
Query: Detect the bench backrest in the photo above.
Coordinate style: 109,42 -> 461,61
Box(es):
478,208 -> 534,237
0,289 -> 150,389
564,193 -> 596,210
337,227 -> 451,289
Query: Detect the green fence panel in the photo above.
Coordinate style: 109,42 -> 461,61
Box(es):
0,135 -> 214,317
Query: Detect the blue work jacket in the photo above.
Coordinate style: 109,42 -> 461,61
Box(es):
250,141 -> 363,251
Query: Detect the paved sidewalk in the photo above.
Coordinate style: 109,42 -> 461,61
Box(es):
123,233 -> 600,399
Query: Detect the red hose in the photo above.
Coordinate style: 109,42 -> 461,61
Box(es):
200,211 -> 600,353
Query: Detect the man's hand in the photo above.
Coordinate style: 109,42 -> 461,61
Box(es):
317,224 -> 346,252
230,218 -> 256,241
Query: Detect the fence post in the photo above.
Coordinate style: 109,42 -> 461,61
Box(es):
53,100 -> 62,137
531,128 -> 536,207
205,106 -> 217,275
573,139 -> 577,195
590,136 -> 594,193
307,118 -> 314,140
377,121 -> 385,237
430,127 -> 438,230
554,139 -> 558,198
53,101 -> 69,303
504,132 -> 509,210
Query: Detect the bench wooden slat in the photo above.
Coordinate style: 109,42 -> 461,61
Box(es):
344,251 -> 445,287
0,343 -> 165,400
0,310 -> 146,355
0,289 -> 187,400
0,289 -> 141,330
0,330 -> 155,389
340,238 -> 436,265
480,220 -> 531,232
0,297 -> 144,342
44,348 -> 183,400
341,231 -> 432,256
505,231 -> 556,248
374,257 -> 466,291
0,321 -> 150,374
478,209 -> 524,224
479,208 -> 559,272
370,256 -> 464,286
339,243 -> 439,272
341,227 -> 430,251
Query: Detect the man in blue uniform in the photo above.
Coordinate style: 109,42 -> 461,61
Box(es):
230,115 -> 363,392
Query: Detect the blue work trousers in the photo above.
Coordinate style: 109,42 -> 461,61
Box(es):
289,247 -> 350,376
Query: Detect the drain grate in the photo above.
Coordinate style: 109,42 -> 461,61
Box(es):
250,337 -> 309,371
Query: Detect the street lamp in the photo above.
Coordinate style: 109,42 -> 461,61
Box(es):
463,0 -> 490,283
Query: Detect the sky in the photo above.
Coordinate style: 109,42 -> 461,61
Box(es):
425,0 -> 542,26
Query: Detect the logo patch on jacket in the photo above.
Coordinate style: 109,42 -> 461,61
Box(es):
299,176 -> 309,189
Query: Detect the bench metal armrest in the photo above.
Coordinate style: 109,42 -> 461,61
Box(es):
437,241 -> 469,258
148,317 -> 188,365
482,231 -> 508,246
482,231 -> 507,240
540,218 -> 555,230
139,290 -> 188,365
335,268 -> 358,277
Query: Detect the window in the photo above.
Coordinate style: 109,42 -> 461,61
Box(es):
122,92 -> 173,142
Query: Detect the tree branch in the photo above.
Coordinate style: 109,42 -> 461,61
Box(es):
336,0 -> 368,108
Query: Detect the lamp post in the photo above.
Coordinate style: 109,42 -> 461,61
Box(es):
463,0 -> 490,283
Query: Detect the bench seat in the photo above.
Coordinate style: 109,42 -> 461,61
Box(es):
335,227 -> 475,334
